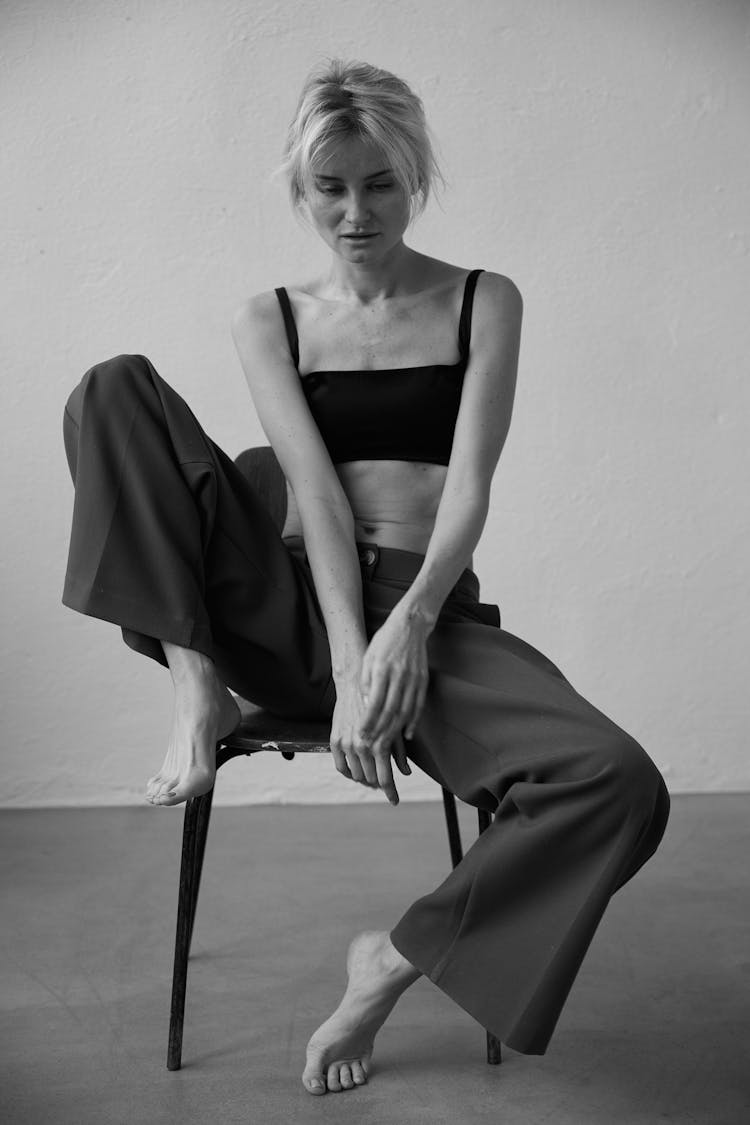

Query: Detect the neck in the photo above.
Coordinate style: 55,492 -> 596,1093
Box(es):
325,241 -> 418,305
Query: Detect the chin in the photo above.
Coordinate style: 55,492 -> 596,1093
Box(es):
341,244 -> 380,259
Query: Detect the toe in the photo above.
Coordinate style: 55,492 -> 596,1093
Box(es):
153,774 -> 177,797
302,1052 -> 327,1095
351,1060 -> 367,1085
327,1063 -> 342,1092
339,1063 -> 354,1090
146,777 -> 161,799
151,779 -> 179,805
302,1076 -> 326,1095
156,790 -> 181,807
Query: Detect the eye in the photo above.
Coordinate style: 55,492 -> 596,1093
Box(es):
370,181 -> 394,192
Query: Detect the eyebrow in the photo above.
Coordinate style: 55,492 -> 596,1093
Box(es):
314,169 -> 393,182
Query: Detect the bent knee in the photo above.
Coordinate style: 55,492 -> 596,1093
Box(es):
597,734 -> 665,817
64,354 -> 153,422
83,353 -> 153,394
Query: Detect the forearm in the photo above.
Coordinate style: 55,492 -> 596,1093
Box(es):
297,499 -> 369,681
399,486 -> 490,633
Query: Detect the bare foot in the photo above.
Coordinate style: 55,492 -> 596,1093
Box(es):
302,931 -> 421,1095
146,646 -> 240,807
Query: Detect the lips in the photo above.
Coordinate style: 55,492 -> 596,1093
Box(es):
342,233 -> 377,239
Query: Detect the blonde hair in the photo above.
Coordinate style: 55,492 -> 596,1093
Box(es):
279,58 -> 443,221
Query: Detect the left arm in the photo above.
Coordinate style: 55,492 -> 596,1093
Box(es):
360,272 -> 523,742
400,271 -> 522,627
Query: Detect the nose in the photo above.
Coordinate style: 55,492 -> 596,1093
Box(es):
344,190 -> 371,225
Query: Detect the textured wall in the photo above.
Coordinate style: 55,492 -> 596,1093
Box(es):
2,0 -> 748,806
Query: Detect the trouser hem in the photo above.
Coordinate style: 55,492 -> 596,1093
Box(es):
389,925 -> 548,1056
62,579 -> 213,662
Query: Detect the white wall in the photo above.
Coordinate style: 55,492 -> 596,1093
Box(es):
2,0 -> 748,806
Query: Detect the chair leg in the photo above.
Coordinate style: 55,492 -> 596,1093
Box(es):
167,794 -> 202,1071
187,787 -> 214,952
477,807 -> 502,1066
441,787 -> 464,867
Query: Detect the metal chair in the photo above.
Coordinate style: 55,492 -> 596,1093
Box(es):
166,446 -> 502,1071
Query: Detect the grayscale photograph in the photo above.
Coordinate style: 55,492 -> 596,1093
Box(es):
1,2 -> 748,1122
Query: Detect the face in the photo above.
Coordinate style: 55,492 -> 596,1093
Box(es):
303,135 -> 412,263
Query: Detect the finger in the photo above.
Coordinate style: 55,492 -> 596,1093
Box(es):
397,679 -> 420,740
345,749 -> 367,784
367,674 -> 405,741
374,752 -> 399,806
359,666 -> 388,735
354,743 -> 379,787
405,672 -> 429,739
330,743 -> 353,780
392,732 -> 412,776
371,710 -> 408,755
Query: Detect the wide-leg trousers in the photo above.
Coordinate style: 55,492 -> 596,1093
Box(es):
62,353 -> 670,1055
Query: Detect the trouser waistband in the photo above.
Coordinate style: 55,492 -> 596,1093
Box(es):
283,536 -> 479,602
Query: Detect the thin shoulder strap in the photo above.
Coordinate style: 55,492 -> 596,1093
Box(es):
274,287 -> 300,368
458,269 -> 484,358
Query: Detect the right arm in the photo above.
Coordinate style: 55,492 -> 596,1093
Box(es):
230,292 -> 408,803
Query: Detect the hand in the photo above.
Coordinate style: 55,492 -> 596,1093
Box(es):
330,674 -> 412,806
359,604 -> 430,747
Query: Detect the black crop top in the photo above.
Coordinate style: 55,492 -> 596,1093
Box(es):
274,269 -> 484,466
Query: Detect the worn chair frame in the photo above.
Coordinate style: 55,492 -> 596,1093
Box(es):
166,447 -> 502,1071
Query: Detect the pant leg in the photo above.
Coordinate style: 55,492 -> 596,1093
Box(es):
62,353 -> 334,717
360,569 -> 670,1056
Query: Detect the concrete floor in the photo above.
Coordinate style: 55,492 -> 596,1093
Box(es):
1,794 -> 748,1125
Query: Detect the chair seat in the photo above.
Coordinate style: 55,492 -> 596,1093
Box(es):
222,697 -> 331,754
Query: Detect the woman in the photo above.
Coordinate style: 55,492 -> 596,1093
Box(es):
62,59 -> 670,1096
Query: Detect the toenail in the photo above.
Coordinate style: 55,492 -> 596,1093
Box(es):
310,1079 -> 324,1090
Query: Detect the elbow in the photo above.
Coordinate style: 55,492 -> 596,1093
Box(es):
473,491 -> 491,531
465,486 -> 492,539
441,481 -> 490,543
297,490 -> 355,534
448,471 -> 491,518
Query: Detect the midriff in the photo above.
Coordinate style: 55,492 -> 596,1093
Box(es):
281,458 -> 472,565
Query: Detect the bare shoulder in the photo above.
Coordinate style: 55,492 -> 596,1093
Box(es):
475,270 -> 523,312
466,271 -> 523,389
471,271 -> 523,348
231,289 -> 285,345
230,288 -> 300,384
419,256 -> 522,317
